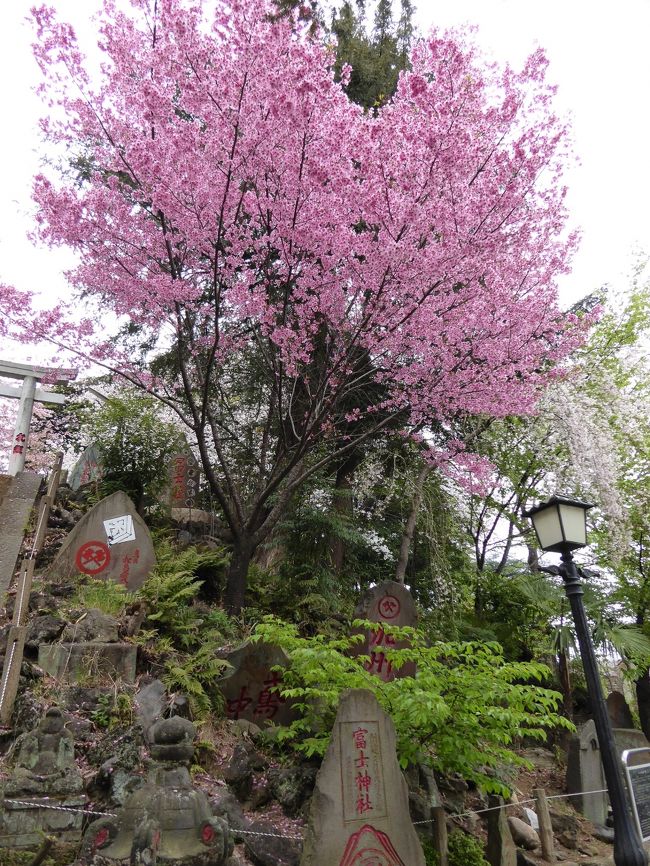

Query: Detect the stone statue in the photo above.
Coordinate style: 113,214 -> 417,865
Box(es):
81,716 -> 233,865
6,706 -> 82,797
0,707 -> 85,849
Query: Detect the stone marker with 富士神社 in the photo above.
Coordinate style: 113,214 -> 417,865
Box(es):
353,580 -> 417,681
46,491 -> 155,591
300,688 -> 425,866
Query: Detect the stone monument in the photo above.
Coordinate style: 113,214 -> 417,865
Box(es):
69,444 -> 104,490
0,707 -> 85,847
47,491 -> 155,591
606,691 -> 634,729
566,719 -> 608,826
218,640 -> 297,727
354,581 -> 417,681
80,716 -> 232,865
300,688 -> 426,865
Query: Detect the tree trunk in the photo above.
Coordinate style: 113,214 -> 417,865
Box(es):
224,540 -> 254,615
329,454 -> 362,574
395,464 -> 429,584
636,669 -> 650,741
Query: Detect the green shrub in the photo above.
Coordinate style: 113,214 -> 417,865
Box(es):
448,830 -> 489,866
72,577 -> 135,616
252,616 -> 574,794
134,540 -> 234,720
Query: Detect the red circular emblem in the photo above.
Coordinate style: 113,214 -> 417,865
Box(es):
201,823 -> 215,845
94,827 -> 110,849
75,541 -> 111,575
378,595 -> 401,620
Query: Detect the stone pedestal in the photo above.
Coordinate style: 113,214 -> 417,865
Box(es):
1,795 -> 85,847
39,642 -> 137,683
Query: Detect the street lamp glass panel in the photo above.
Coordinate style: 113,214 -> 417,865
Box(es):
531,504 -> 563,550
558,503 -> 588,547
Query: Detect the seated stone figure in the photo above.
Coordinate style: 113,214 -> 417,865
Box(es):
6,706 -> 83,797
81,716 -> 232,865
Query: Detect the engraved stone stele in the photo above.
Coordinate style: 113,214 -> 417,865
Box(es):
47,491 -> 155,591
300,688 -> 425,866
0,707 -> 85,847
566,719 -> 608,826
69,444 -> 104,491
217,640 -> 297,727
353,580 -> 417,681
80,716 -> 232,866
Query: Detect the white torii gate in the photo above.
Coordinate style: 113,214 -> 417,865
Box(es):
0,360 -> 78,475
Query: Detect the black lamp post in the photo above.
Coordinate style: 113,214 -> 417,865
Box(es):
525,495 -> 648,866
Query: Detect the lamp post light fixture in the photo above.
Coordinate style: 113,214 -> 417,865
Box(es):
525,495 -> 648,866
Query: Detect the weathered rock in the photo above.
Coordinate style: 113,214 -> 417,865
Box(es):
0,707 -> 84,847
353,580 -> 417,681
95,757 -> 143,806
224,742 -> 268,801
39,641 -> 137,683
63,609 -> 120,643
62,686 -> 113,714
26,613 -> 65,647
210,790 -> 249,832
47,491 -> 155,590
134,678 -> 167,740
485,795 -> 516,866
218,641 -> 296,727
516,852 -> 538,866
549,807 -> 581,835
507,816 -> 539,850
81,716 -> 232,865
606,691 -> 634,729
437,774 -> 468,813
594,825 -> 615,843
244,819 -> 302,866
268,766 -> 318,817
558,829 -> 578,849
300,688 -> 425,866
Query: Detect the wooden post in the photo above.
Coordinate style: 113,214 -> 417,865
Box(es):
0,626 -> 27,724
432,805 -> 448,866
12,559 -> 35,626
534,787 -> 556,863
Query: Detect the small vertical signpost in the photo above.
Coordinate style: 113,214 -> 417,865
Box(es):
0,359 -> 77,474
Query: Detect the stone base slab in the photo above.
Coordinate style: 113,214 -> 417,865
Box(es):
0,795 -> 85,847
38,642 -> 137,683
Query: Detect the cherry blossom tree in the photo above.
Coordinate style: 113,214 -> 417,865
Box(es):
1,0 -> 582,610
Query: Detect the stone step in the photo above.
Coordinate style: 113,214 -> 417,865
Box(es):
0,472 -> 42,606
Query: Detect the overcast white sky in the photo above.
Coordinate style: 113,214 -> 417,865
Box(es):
0,0 -> 649,365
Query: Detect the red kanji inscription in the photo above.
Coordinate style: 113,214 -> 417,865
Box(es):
75,541 -> 111,575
